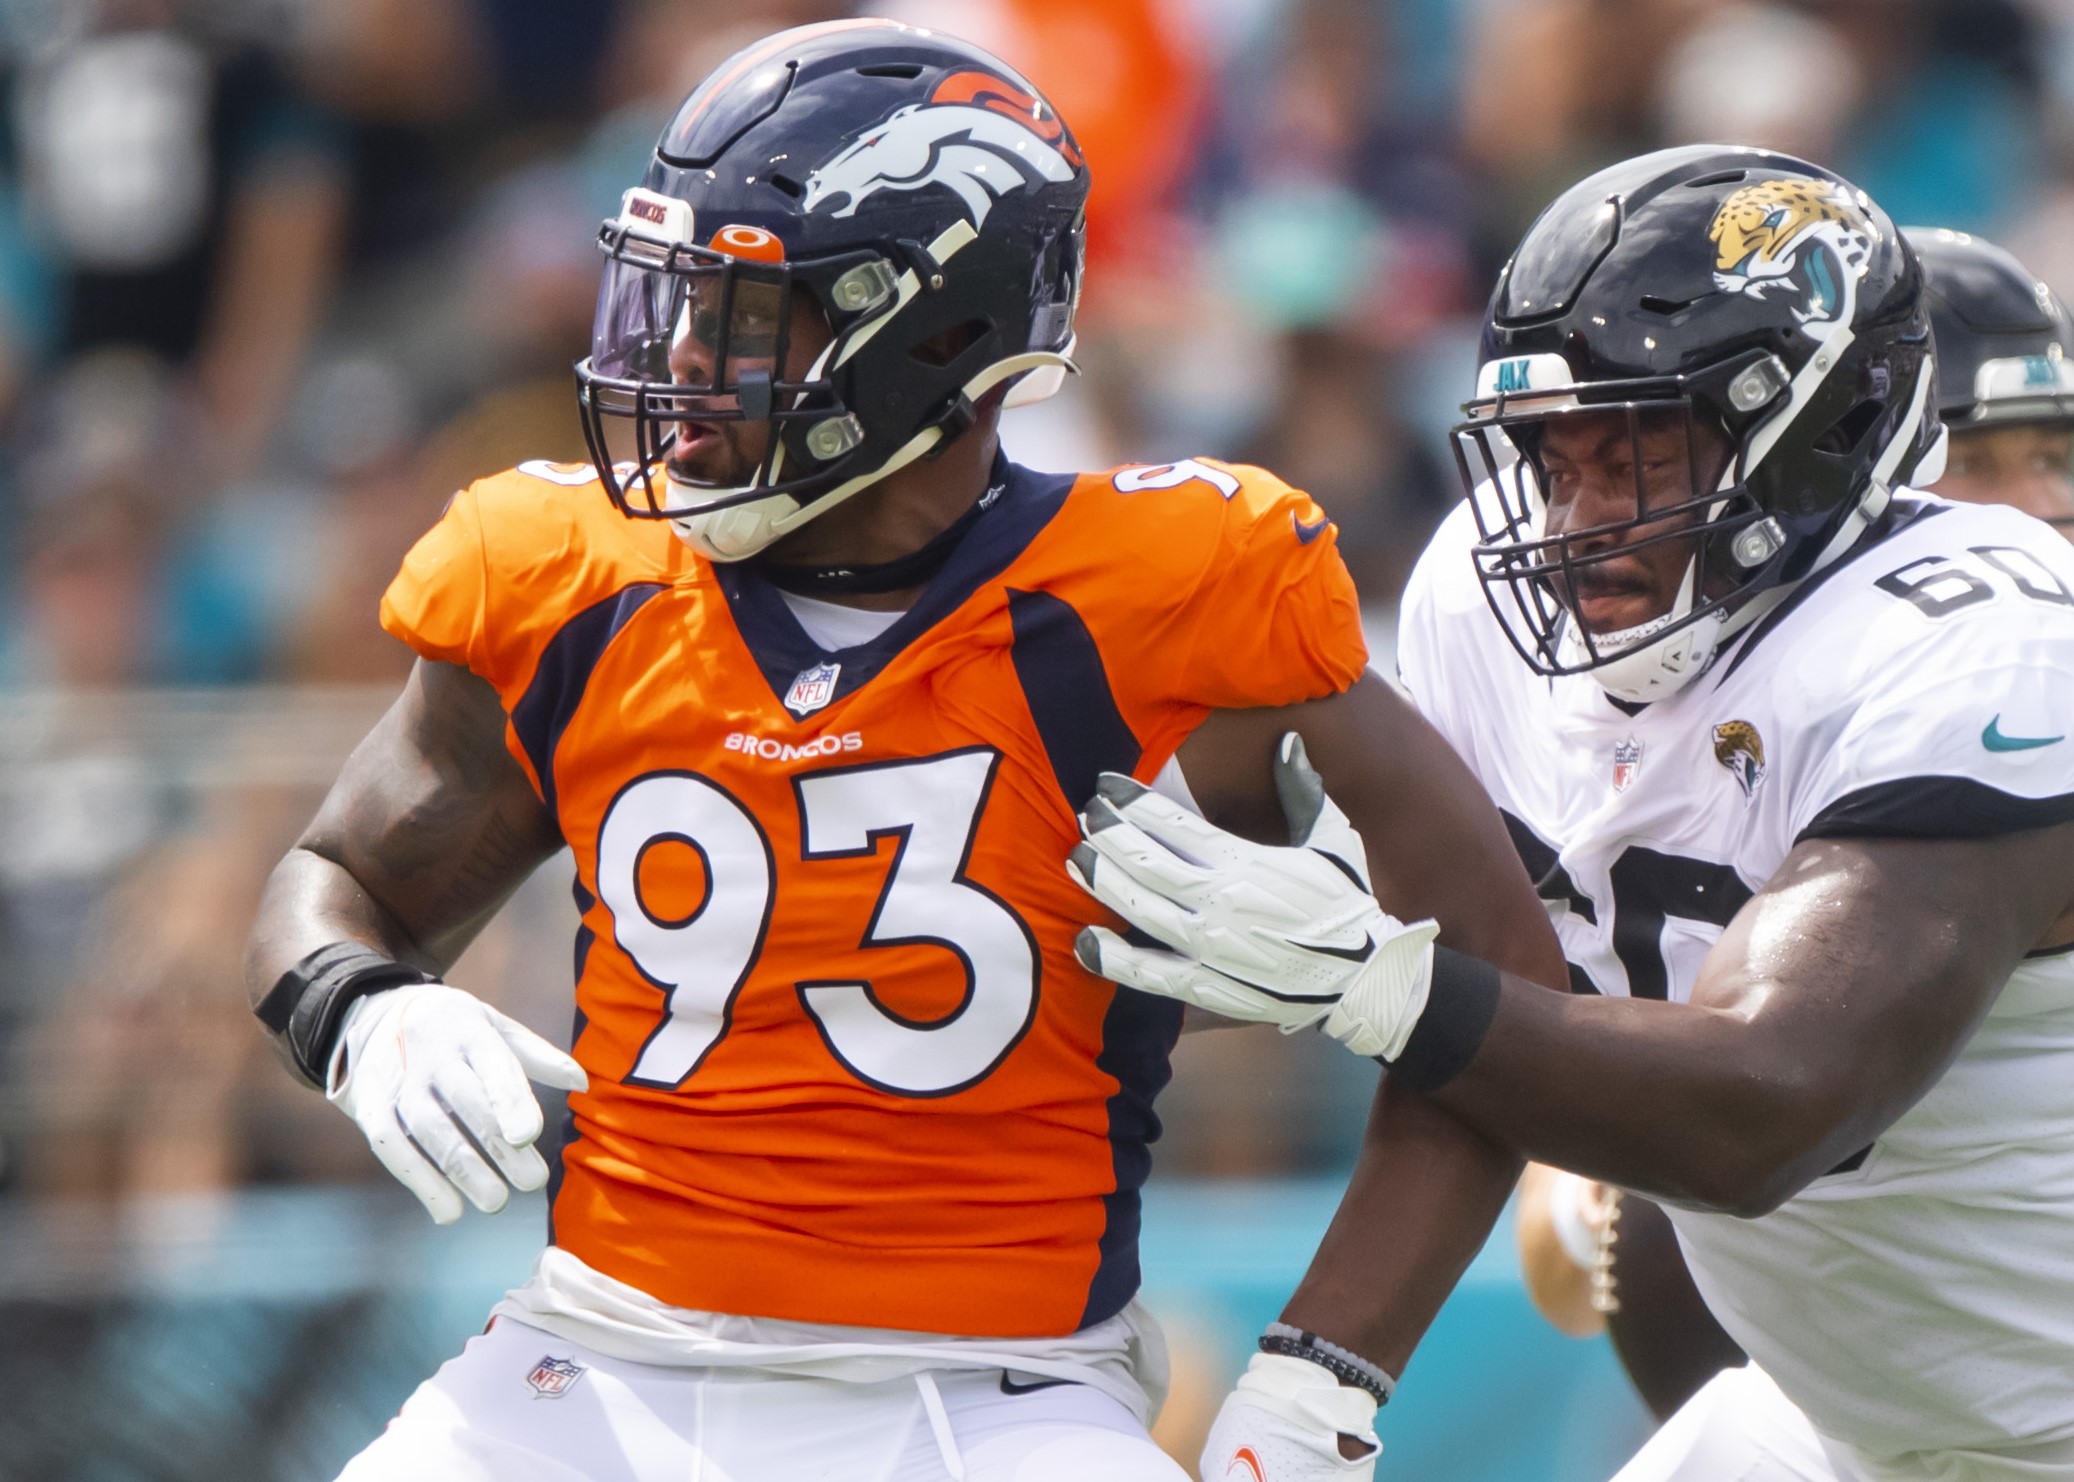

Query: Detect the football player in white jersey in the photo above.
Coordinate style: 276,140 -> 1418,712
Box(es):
1066,148 -> 2074,1482
1513,223 -> 2074,1429
1914,228 -> 2074,537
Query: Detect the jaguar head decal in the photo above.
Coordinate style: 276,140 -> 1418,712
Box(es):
1707,177 -> 1874,332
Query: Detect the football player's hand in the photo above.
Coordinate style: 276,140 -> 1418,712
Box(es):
1201,1354 -> 1380,1480
1067,732 -> 1440,1060
326,983 -> 588,1224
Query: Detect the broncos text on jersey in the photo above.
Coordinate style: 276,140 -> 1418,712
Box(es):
381,453 -> 1366,1338
1400,492 -> 2074,1463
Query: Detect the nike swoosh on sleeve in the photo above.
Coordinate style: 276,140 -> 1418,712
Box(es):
1983,716 -> 2065,752
1292,512 -> 1333,544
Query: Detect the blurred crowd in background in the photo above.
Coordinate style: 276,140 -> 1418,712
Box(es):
0,0 -> 2070,1211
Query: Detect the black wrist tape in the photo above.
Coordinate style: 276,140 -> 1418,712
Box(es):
255,942 -> 434,1089
1385,945 -> 1502,1093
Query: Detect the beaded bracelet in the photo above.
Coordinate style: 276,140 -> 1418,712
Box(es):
1260,1323 -> 1397,1405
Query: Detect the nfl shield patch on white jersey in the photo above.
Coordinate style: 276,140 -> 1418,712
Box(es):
526,1355 -> 585,1398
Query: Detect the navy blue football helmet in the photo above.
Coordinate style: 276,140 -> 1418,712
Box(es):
575,20 -> 1089,560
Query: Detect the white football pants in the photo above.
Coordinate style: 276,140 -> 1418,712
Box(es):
336,1314 -> 1189,1482
1611,1365 -> 1845,1482
1612,1364 -> 2074,1482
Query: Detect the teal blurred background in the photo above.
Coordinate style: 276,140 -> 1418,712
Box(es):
0,1179 -> 1651,1480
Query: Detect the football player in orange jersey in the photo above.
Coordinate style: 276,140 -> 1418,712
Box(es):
247,21 -> 1566,1481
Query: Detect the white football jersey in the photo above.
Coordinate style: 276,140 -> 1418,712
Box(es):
1400,492 -> 2074,1461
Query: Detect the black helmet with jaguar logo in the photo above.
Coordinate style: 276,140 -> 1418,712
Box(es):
1453,145 -> 1942,701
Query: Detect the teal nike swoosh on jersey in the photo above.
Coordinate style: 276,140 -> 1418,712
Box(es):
1983,716 -> 2065,752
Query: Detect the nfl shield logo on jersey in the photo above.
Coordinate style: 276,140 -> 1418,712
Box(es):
785,660 -> 841,717
1611,737 -> 1644,793
526,1355 -> 586,1398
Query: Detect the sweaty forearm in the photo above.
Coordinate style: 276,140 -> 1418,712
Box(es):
1422,830 -> 2074,1214
1427,983 -> 1834,1215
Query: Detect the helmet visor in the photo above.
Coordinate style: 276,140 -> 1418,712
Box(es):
577,228 -> 850,519
586,248 -> 819,417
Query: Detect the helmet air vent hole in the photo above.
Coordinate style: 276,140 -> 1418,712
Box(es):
855,63 -> 924,78
1638,294 -> 1698,316
1816,399 -> 1884,456
1685,170 -> 1749,189
909,319 -> 990,367
769,173 -> 805,199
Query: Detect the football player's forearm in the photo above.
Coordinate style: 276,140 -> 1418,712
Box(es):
245,846 -> 439,1010
1419,829 -> 2074,1213
247,661 -> 563,1006
1427,985 -> 1834,1215
1280,1077 -> 1519,1375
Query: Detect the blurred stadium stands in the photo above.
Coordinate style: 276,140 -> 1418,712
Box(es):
1,0 -> 2068,1476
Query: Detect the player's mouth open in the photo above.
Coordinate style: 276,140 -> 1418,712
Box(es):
667,421 -> 730,482
674,418 -> 721,453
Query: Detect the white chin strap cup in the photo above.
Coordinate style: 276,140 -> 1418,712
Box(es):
1562,559 -> 1718,704
671,493 -> 805,563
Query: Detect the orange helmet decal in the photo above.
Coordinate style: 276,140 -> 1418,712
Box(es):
929,70 -> 1084,167
709,224 -> 786,263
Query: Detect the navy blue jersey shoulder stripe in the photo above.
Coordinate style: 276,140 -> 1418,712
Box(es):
508,583 -> 666,813
1077,988 -> 1183,1329
1798,776 -> 2074,842
1006,588 -> 1142,813
713,453 -> 1077,712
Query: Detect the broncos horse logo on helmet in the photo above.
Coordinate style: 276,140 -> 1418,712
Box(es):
573,22 -> 1089,563
1708,177 -> 1873,325
803,72 -> 1081,227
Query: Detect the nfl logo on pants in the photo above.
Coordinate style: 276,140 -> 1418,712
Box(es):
526,1355 -> 586,1398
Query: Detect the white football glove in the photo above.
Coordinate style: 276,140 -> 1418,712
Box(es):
327,983 -> 588,1224
1067,733 -> 1440,1061
1201,1354 -> 1380,1481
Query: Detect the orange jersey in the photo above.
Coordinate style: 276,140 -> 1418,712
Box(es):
380,452 -> 1366,1337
